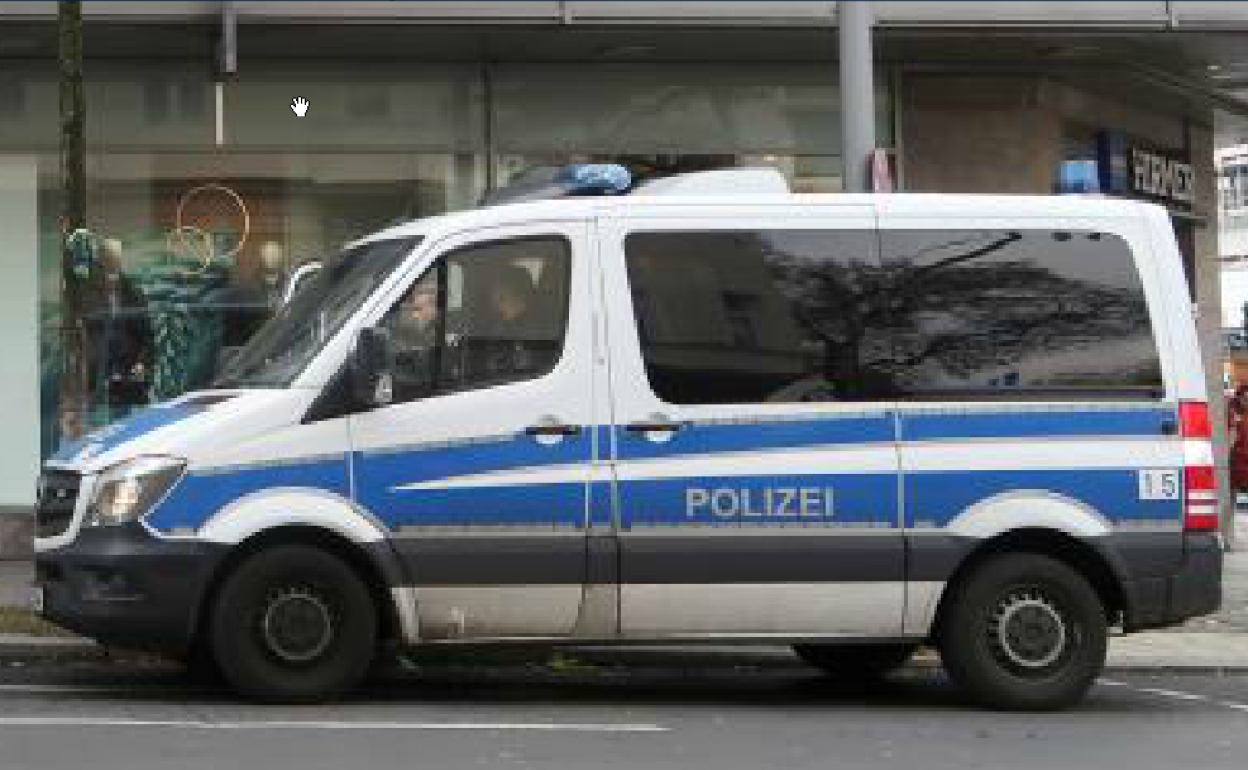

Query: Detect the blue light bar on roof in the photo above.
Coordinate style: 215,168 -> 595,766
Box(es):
557,163 -> 632,195
480,162 -> 633,207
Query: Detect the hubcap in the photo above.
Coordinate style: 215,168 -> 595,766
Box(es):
260,587 -> 335,664
988,589 -> 1069,671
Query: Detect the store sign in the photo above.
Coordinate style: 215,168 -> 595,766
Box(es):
1130,147 -> 1194,205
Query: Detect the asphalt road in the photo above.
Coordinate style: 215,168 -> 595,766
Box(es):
0,654 -> 1244,770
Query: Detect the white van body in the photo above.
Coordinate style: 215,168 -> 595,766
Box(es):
34,172 -> 1222,709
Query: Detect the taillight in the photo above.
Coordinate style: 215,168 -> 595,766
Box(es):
1184,464 -> 1220,532
1179,401 -> 1212,439
1178,401 -> 1219,531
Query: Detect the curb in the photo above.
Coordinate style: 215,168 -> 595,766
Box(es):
0,511 -> 33,561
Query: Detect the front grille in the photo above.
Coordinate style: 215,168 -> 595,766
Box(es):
35,471 -> 82,539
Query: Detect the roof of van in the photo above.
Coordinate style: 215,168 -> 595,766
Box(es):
354,167 -> 1168,248
350,166 -> 1174,246
355,192 -> 1166,248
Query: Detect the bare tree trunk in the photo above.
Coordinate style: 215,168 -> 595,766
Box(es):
57,0 -> 89,440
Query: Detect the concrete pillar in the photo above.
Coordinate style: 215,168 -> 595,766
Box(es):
898,75 -> 1059,194
0,155 -> 40,556
838,0 -> 876,193
1189,122 -> 1236,547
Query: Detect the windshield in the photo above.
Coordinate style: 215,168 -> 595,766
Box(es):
214,236 -> 421,388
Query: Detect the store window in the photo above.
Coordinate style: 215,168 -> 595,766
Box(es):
24,59 -> 488,452
70,151 -> 476,414
1220,159 -> 1248,214
492,64 -> 891,194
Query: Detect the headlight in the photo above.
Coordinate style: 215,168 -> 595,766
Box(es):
87,456 -> 186,527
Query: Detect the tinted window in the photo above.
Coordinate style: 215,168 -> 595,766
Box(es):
877,229 -> 1162,398
625,230 -> 893,405
381,236 -> 570,403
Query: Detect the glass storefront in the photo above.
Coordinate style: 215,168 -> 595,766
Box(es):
0,54 -> 891,456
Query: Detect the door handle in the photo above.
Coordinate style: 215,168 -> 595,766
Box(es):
524,422 -> 583,437
624,419 -> 687,433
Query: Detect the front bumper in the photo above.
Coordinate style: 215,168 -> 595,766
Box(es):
1122,533 -> 1223,631
35,523 -> 226,654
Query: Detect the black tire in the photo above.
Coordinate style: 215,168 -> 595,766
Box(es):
174,639 -> 222,683
793,643 -> 918,681
209,545 -> 378,704
937,553 -> 1107,711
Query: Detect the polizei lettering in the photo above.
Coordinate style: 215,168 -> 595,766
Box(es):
685,486 -> 835,520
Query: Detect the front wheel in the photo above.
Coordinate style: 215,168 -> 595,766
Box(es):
937,554 -> 1107,711
209,545 -> 378,704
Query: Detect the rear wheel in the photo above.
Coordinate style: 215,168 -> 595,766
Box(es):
937,553 -> 1107,711
793,643 -> 918,680
209,545 -> 378,704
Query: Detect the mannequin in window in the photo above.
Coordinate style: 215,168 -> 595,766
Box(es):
86,238 -> 153,416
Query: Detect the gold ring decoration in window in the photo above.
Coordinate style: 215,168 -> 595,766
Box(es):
165,224 -> 214,273
172,183 -> 251,274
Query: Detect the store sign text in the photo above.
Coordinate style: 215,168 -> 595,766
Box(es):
1131,148 -> 1194,204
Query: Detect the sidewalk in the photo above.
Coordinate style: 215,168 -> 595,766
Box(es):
0,559 -> 31,609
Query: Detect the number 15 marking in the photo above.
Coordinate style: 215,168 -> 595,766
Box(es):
1138,469 -> 1180,501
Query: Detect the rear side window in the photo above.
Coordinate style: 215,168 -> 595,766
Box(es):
877,229 -> 1162,398
624,228 -> 1162,406
624,230 -> 894,405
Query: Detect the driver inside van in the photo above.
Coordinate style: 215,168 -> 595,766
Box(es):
386,258 -> 563,395
473,263 -> 546,378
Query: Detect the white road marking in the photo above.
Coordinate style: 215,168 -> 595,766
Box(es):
0,717 -> 666,732
1135,687 -> 1208,702
1099,679 -> 1248,714
1214,701 -> 1248,713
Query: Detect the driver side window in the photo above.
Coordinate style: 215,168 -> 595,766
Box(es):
379,235 -> 571,405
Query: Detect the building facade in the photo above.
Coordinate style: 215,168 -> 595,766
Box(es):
1219,145 -> 1248,388
2,1 -> 1247,547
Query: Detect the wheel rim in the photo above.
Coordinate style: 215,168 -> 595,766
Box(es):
259,586 -> 336,664
987,586 -> 1072,674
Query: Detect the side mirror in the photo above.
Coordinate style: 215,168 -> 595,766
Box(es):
349,327 -> 395,409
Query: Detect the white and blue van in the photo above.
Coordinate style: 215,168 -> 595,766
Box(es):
34,167 -> 1222,709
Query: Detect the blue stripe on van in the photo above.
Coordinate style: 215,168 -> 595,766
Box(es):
378,484 -> 587,529
616,414 -> 894,461
905,468 -> 1182,528
146,457 -> 350,533
899,407 -> 1174,442
353,431 -> 593,530
142,408 -> 1181,536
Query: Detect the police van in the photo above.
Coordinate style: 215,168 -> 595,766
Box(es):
33,166 -> 1223,710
